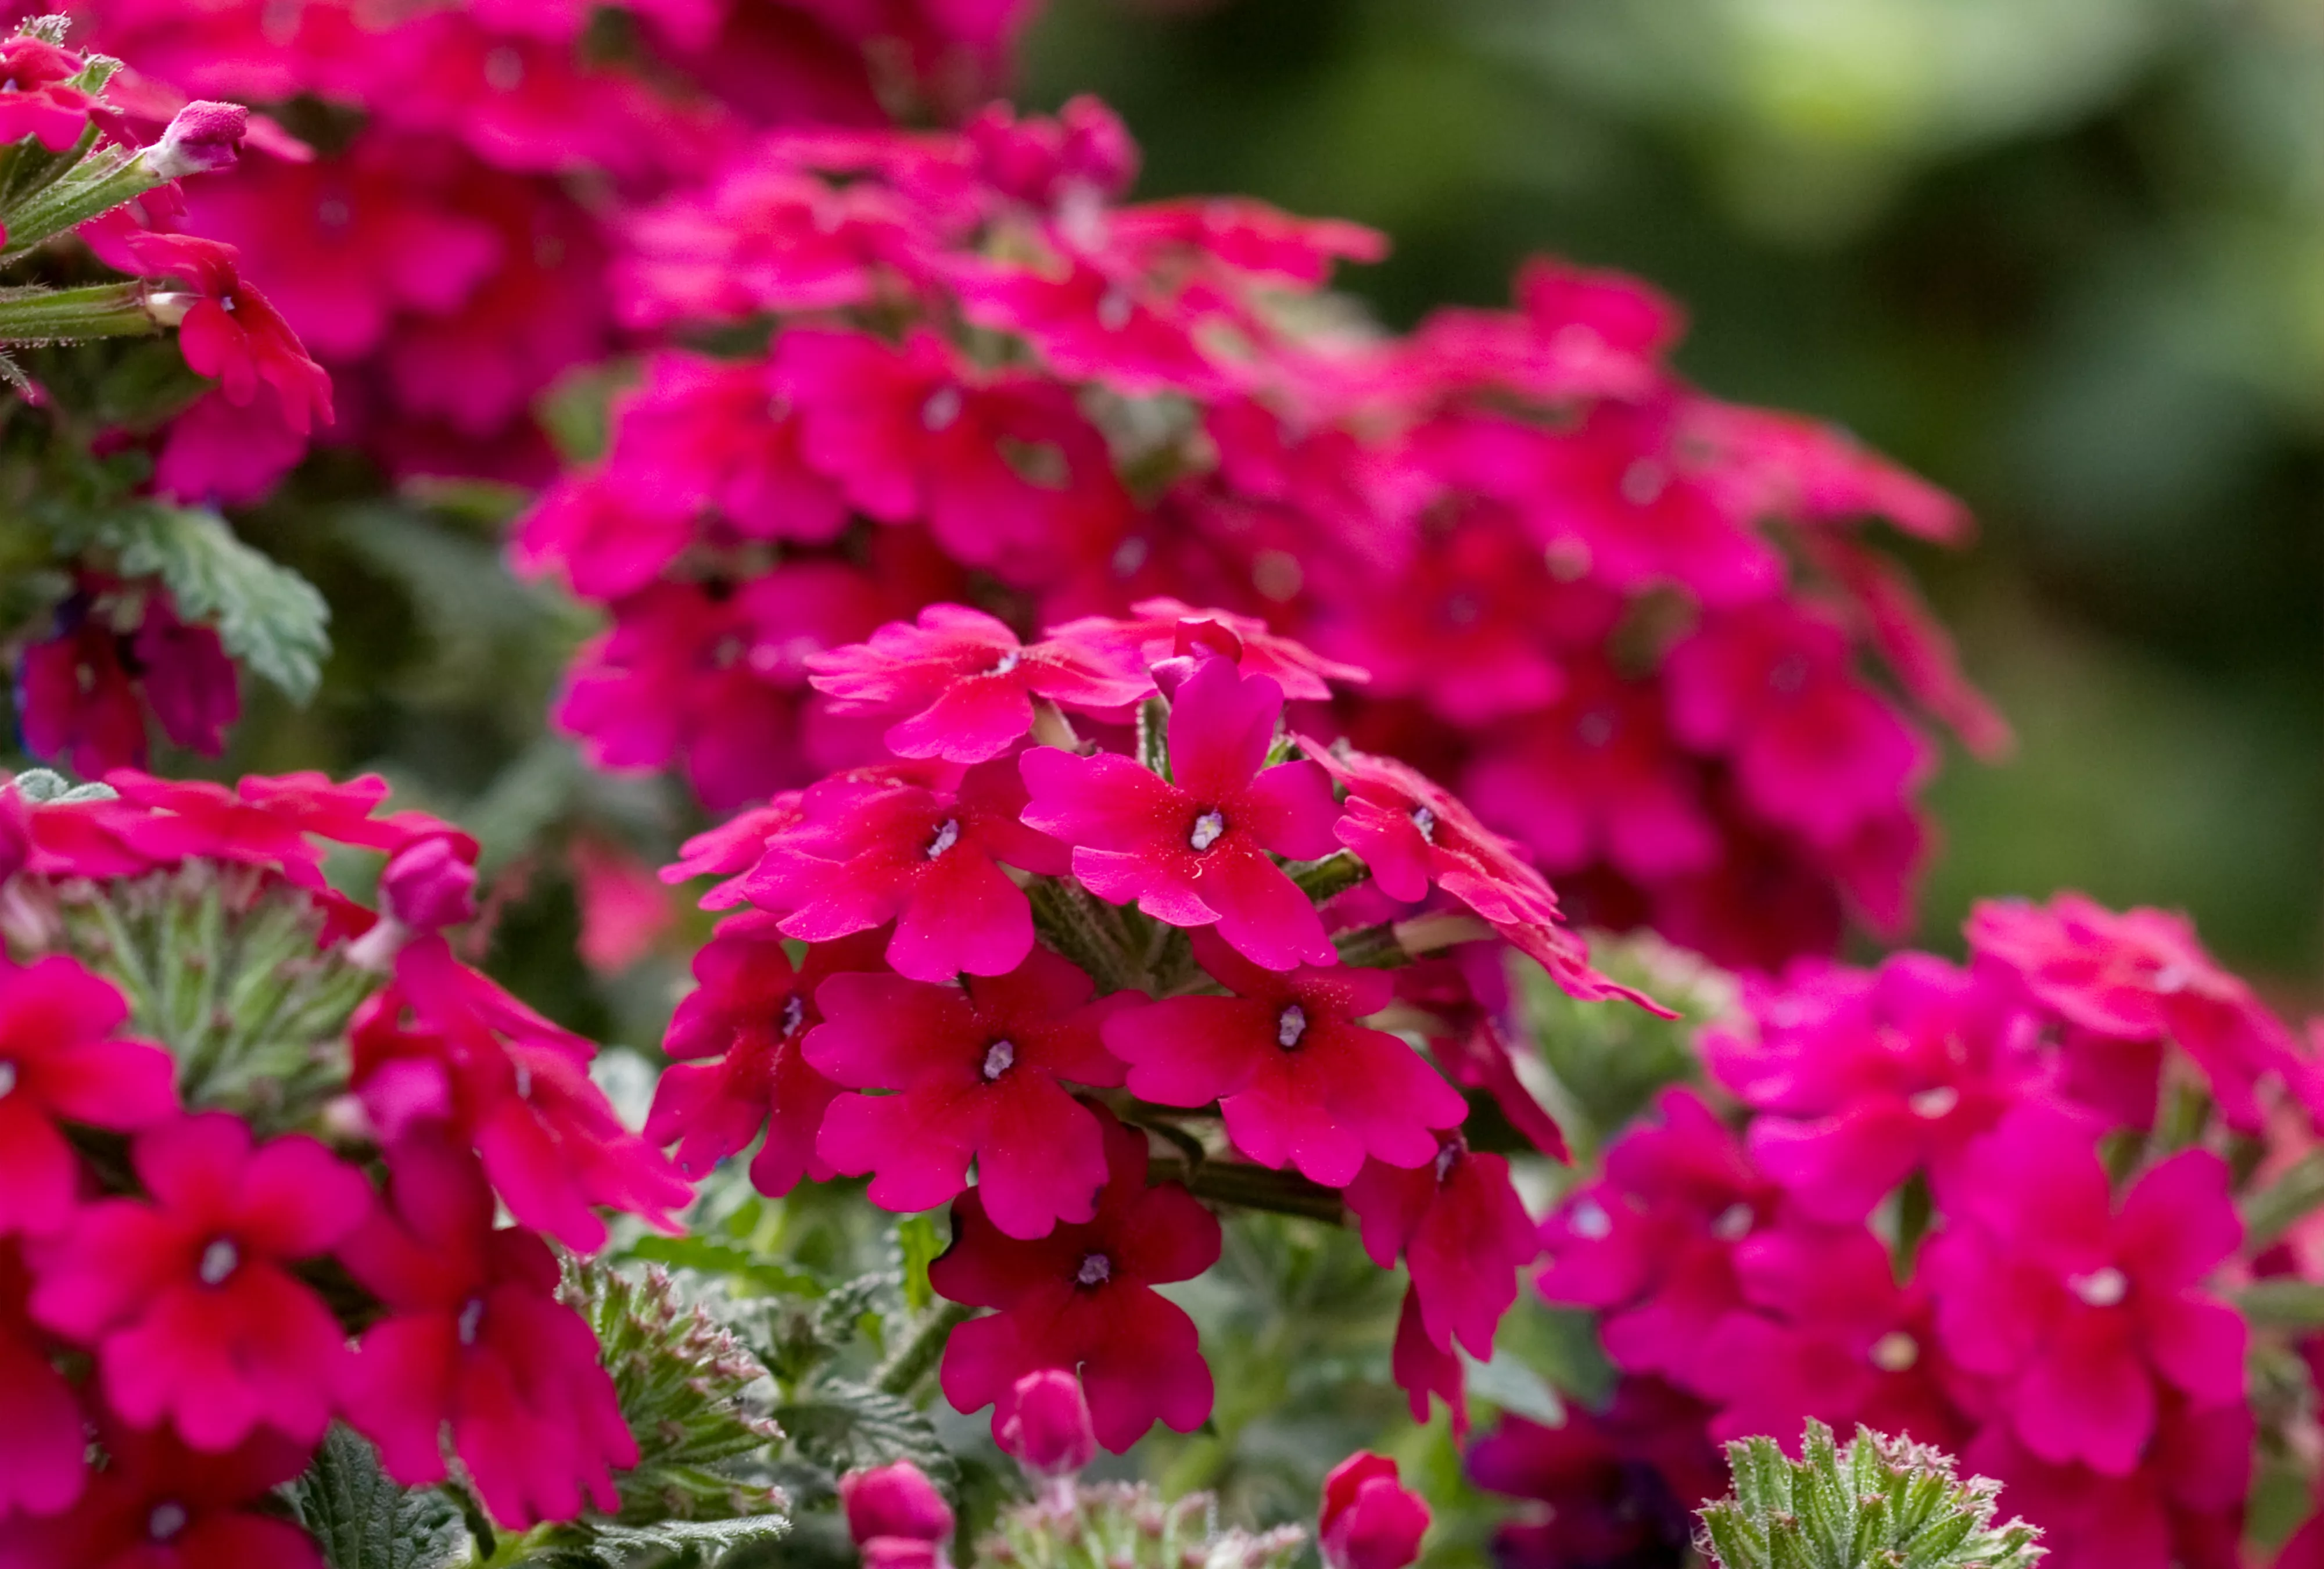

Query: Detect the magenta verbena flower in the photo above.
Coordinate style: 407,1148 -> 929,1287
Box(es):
0,1241 -> 86,1520
1021,654 -> 1341,972
0,1423 -> 322,1569
806,947 -> 1134,1238
932,1108 -> 1221,1452
1100,926 -> 1467,1187
1347,1138 -> 1539,1366
1318,1452 -> 1430,1569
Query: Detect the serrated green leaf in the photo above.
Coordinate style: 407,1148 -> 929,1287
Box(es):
42,501 -> 329,701
285,1425 -> 469,1569
776,1378 -> 958,1495
537,1513 -> 792,1567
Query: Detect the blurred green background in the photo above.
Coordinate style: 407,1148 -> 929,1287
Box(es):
1018,0 -> 2324,998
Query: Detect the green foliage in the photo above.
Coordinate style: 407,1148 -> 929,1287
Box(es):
1515,935 -> 1729,1157
41,499 -> 331,701
285,1425 -> 471,1569
1698,1422 -> 2044,1569
529,1516 -> 792,1568
777,1378 -> 959,1495
978,1484 -> 1305,1569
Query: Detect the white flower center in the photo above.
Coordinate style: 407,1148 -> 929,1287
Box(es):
1575,711 -> 1615,748
1908,1086 -> 1959,1119
1434,1144 -> 1460,1183
2070,1267 -> 2129,1308
1276,1005 -> 1307,1049
0,1061 -> 16,1098
198,1239 -> 239,1287
1870,1331 -> 1919,1372
779,995 -> 806,1037
483,45 -> 523,91
149,1502 -> 190,1542
1410,805 -> 1437,841
982,1040 -> 1016,1080
513,1062 -> 532,1099
1189,811 -> 1226,852
921,387 -> 963,431
1710,1203 -> 1754,1242
926,819 -> 961,859
988,649 -> 1022,677
1569,1198 -> 1613,1240
1077,1252 -> 1112,1287
457,1296 -> 486,1346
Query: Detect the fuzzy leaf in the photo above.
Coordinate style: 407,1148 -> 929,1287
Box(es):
776,1378 -> 958,1494
532,1514 -> 792,1567
44,501 -> 329,700
284,1425 -> 469,1569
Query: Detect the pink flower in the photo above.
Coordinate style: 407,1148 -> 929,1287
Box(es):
0,1424 -> 322,1569
145,99 -> 250,180
1021,655 -> 1341,971
737,759 -> 1066,983
806,948 -> 1132,1237
338,1137 -> 636,1528
808,604 -> 1154,764
1705,953 -> 2043,1223
644,916 -> 886,1194
17,611 -> 146,778
842,1459 -> 954,1569
933,1108 -> 1220,1452
1046,598 -> 1369,703
999,1369 -> 1098,1481
1921,1104 -> 2245,1475
1962,1396 -> 2249,1569
378,834 -> 479,933
951,252 -> 1227,398
26,1112 -> 371,1451
1101,927 -> 1466,1185
0,36 -> 110,151
0,955 -> 178,1239
101,770 -> 388,889
1536,1087 -> 1780,1392
1318,1453 -> 1429,1569
0,1241 -> 85,1518
599,352 -> 848,545
1967,893 -> 2307,1133
126,232 -> 333,435
1345,1138 -> 1538,1362
132,595 -> 240,757
1466,1378 -> 1726,1569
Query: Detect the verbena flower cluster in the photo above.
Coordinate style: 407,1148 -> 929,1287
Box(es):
0,766 -> 686,1559
512,96 -> 2007,971
647,602 -> 1641,1446
1475,891 -> 2313,1569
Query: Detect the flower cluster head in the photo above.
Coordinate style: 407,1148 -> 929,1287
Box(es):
0,764 -> 687,1544
651,603 -> 1654,1446
521,93 -> 2002,968
1493,891 -> 2317,1569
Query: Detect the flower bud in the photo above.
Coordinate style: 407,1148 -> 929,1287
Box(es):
860,1542 -> 945,1569
999,1369 -> 1098,1481
1318,1453 -> 1429,1569
841,1460 -> 955,1547
144,100 -> 249,181
379,836 -> 479,932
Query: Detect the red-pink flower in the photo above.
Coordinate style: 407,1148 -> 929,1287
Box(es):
1101,927 -> 1466,1185
1705,953 -> 2043,1223
806,948 -> 1132,1238
0,1424 -> 322,1569
842,1458 -> 955,1569
0,36 -> 110,151
1346,1138 -> 1538,1362
932,1109 -> 1220,1452
1967,893 -> 2309,1133
736,758 -> 1066,983
1318,1453 -> 1430,1569
1466,1378 -> 1726,1569
0,1241 -> 85,1519
1046,598 -> 1369,703
808,604 -> 1154,764
0,955 -> 178,1239
1921,1104 -> 2245,1475
17,612 -> 146,778
126,232 -> 334,435
133,594 -> 241,758
999,1369 -> 1098,1482
1963,1396 -> 2250,1569
337,1137 -> 637,1528
27,1112 -> 371,1451
1021,655 -> 1341,971
101,769 -> 392,889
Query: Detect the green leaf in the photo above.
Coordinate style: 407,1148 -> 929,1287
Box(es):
894,1216 -> 942,1314
626,1234 -> 825,1298
776,1378 -> 958,1495
43,501 -> 329,701
536,1514 -> 792,1567
284,1425 -> 469,1569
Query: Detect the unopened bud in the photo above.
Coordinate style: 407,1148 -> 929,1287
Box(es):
144,100 -> 248,181
1000,1369 -> 1099,1484
841,1461 -> 954,1547
379,835 -> 478,932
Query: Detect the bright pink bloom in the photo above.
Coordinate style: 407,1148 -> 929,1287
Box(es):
933,1109 -> 1220,1452
0,1241 -> 85,1518
1536,1087 -> 1780,1392
999,1369 -> 1098,1481
17,614 -> 145,778
644,916 -> 887,1195
338,1138 -> 636,1528
1319,1453 -> 1430,1569
1921,1104 -> 2246,1475
1466,1378 -> 1726,1569
807,948 -> 1132,1238
842,1460 -> 956,1545
126,232 -> 333,434
0,955 -> 178,1238
951,252 -> 1227,398
0,37 -> 108,151
26,1112 -> 371,1451
1345,1139 -> 1538,1361
737,759 -> 1066,983
598,352 -> 849,543
569,836 -> 675,975
1102,927 -> 1466,1185
1047,598 -> 1369,703
1967,893 -> 2308,1133
1705,953 -> 2043,1223
133,596 -> 240,757
0,1424 -> 321,1569
1021,656 -> 1341,971
808,603 -> 1154,763
101,770 -> 388,888
1963,1397 -> 2250,1569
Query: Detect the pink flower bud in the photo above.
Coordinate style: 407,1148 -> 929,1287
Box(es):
145,100 -> 249,181
841,1461 -> 954,1547
860,1541 -> 946,1569
379,836 -> 479,932
1319,1453 -> 1429,1569
999,1369 -> 1098,1481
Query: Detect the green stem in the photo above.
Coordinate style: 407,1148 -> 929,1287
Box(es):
1,151 -> 167,262
2246,1151 -> 2324,1251
1135,696 -> 1172,780
469,1523 -> 557,1568
873,1298 -> 976,1396
2233,1279 -> 2324,1330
